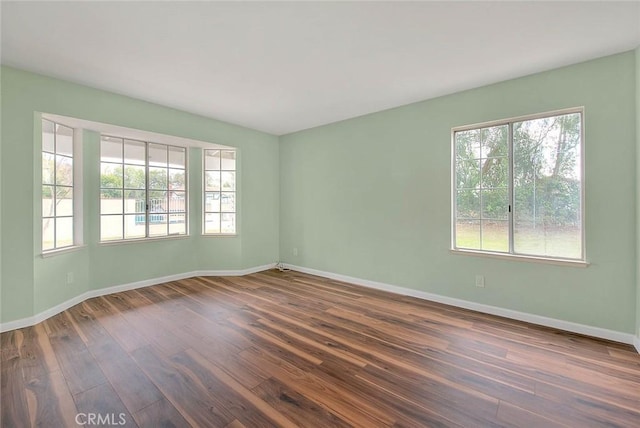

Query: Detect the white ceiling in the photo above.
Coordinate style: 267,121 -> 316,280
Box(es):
2,1 -> 640,136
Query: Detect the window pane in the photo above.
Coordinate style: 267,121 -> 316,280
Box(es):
480,126 -> 508,159
481,220 -> 508,252
455,220 -> 480,250
101,163 -> 123,188
513,113 -> 582,259
205,150 -> 220,170
205,213 -> 221,234
514,222 -> 582,259
56,187 -> 73,217
455,129 -> 480,160
100,138 -> 188,242
125,190 -> 146,214
149,167 -> 168,189
149,216 -> 168,237
124,140 -> 146,165
56,217 -> 73,248
205,171 -> 220,191
221,171 -> 235,191
481,188 -> 508,220
169,192 -> 186,213
149,191 -> 167,214
42,185 -> 55,217
480,157 -> 507,189
42,153 -> 55,185
455,158 -> 480,190
101,136 -> 123,162
56,124 -> 74,156
42,120 -> 55,152
205,192 -> 220,212
169,146 -> 186,168
169,169 -> 186,190
56,155 -> 73,186
125,165 -> 146,189
42,121 -> 76,251
169,214 -> 186,235
101,215 -> 123,241
42,219 -> 55,251
101,190 -> 123,214
221,151 -> 236,170
221,193 -> 235,212
148,143 -> 167,167
125,214 -> 146,239
221,213 -> 236,233
456,189 -> 479,219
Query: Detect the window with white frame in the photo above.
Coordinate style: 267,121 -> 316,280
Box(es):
100,136 -> 187,241
453,109 -> 584,261
203,149 -> 236,234
42,119 -> 76,251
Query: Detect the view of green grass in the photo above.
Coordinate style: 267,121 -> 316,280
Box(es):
456,222 -> 581,259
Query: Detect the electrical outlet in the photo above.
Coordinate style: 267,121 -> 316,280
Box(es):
293,247 -> 298,256
67,272 -> 74,285
475,275 -> 484,288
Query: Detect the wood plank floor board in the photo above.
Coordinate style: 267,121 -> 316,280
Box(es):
132,397 -> 190,428
90,299 -> 151,354
239,346 -> 395,427
17,326 -> 68,427
187,336 -> 269,390
304,311 -> 537,398
534,380 -> 640,424
130,345 -> 232,427
181,349 -> 297,428
74,382 -> 137,428
66,303 -> 114,349
1,331 -> 30,428
88,339 -> 164,415
313,359 -> 481,428
352,364 -> 500,427
104,294 -> 189,356
2,269 -> 640,427
168,350 -> 280,428
251,376 -> 352,428
495,400 -> 567,428
43,313 -> 108,396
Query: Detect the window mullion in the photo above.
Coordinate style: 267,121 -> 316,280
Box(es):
53,125 -> 57,249
508,122 -> 514,254
121,156 -> 125,240
145,142 -> 150,238
165,146 -> 169,237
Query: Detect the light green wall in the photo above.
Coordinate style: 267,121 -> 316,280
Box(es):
280,51 -> 637,334
0,67 -> 3,325
1,66 -> 279,323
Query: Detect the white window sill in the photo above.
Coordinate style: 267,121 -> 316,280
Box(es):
201,233 -> 238,238
450,248 -> 589,267
41,245 -> 86,258
99,234 -> 190,246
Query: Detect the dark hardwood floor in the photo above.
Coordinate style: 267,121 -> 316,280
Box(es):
1,269 -> 640,427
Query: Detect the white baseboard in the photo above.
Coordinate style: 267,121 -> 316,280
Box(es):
0,263 -> 276,333
283,263 -> 637,348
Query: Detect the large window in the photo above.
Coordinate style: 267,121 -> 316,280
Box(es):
42,119 -> 75,251
203,149 -> 236,234
453,109 -> 584,261
100,136 -> 187,241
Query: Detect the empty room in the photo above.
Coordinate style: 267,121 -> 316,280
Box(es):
2,1 -> 640,427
